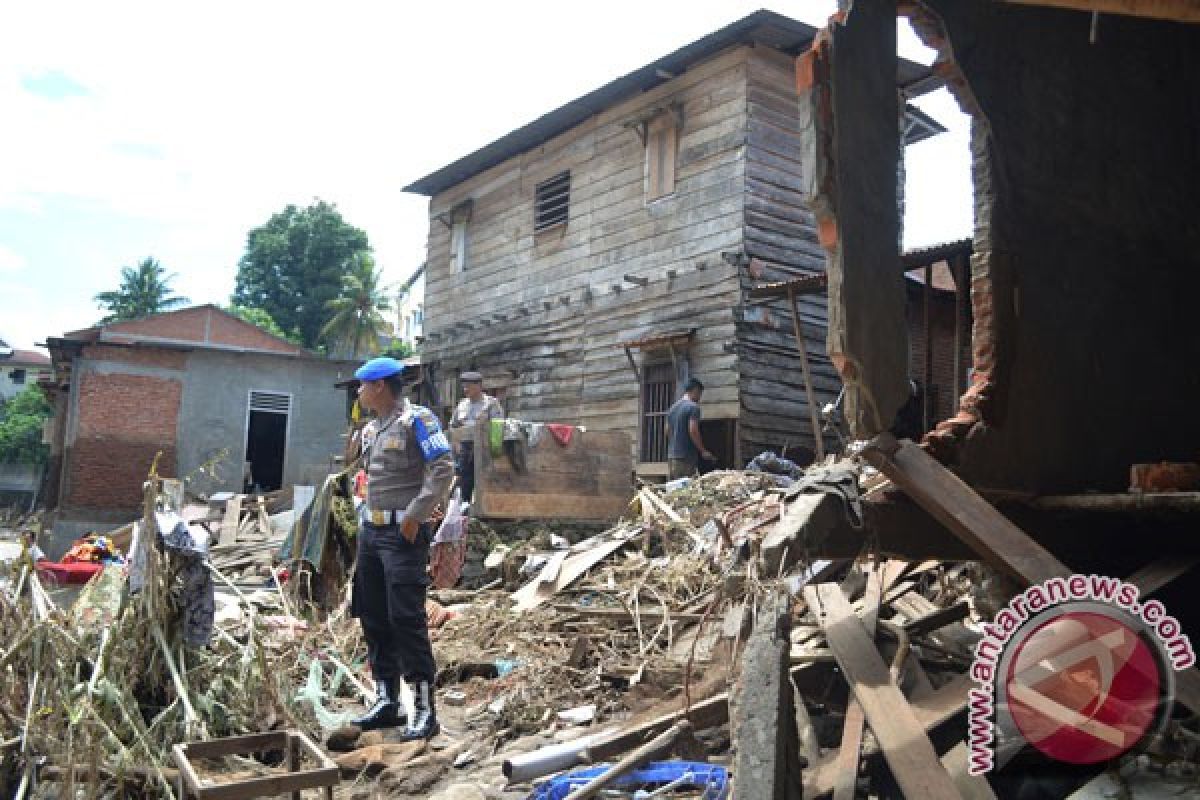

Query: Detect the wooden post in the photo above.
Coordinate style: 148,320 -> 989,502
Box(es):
733,590 -> 803,799
787,285 -> 825,461
952,254 -> 967,412
922,262 -> 933,432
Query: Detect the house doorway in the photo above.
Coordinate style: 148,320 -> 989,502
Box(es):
245,390 -> 291,492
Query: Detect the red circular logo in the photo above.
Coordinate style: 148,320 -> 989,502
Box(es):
1005,610 -> 1162,765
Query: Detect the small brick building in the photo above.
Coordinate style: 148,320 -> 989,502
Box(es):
43,306 -> 358,528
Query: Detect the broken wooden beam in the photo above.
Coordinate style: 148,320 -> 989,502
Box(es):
862,434 -> 1070,584
804,582 -> 960,800
863,433 -> 1200,715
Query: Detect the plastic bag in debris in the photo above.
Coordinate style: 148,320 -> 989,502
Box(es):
431,488 -> 468,589
745,451 -> 805,482
294,658 -> 357,730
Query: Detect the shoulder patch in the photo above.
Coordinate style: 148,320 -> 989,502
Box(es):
412,412 -> 452,462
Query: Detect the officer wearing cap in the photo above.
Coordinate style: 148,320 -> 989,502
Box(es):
350,356 -> 454,739
448,370 -> 504,503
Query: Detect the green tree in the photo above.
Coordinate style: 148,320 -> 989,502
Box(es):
320,253 -> 393,358
385,341 -> 414,359
0,385 -> 52,465
232,200 -> 370,349
94,257 -> 189,323
225,305 -> 302,345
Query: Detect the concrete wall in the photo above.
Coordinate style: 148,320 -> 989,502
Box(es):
177,350 -> 356,497
57,344 -> 355,513
922,1 -> 1200,492
0,365 -> 49,402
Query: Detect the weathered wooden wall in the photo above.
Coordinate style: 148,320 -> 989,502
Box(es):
472,424 -> 633,520
736,46 -> 842,460
422,46 -> 753,462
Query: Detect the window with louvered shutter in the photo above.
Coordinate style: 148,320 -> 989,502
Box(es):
534,171 -> 570,232
248,390 -> 292,414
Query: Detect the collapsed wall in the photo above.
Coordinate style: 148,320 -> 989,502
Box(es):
809,0 -> 1200,494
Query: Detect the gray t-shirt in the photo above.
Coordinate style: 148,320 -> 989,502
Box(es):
667,396 -> 701,462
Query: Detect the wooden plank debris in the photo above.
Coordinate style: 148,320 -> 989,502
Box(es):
511,526 -> 642,612
864,433 -> 1200,715
219,496 -> 243,547
804,582 -> 960,800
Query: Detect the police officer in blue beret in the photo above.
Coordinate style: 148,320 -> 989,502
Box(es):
350,357 -> 454,739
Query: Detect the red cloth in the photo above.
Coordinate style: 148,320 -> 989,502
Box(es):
546,424 -> 574,446
37,561 -> 104,586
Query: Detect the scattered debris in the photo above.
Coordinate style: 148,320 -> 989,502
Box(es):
3,456 -> 1197,799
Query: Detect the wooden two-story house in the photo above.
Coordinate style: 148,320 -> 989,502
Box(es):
405,10 -> 943,475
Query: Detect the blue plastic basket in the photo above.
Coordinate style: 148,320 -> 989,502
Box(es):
528,760 -> 729,799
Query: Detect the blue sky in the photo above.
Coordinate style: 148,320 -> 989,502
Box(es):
0,1 -> 970,351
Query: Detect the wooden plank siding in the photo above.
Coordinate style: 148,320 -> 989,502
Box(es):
737,46 -> 841,460
420,43 -> 845,468
422,46 -> 752,462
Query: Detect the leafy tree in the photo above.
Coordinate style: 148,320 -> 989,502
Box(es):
225,305 -> 302,345
320,253 -> 393,358
94,257 -> 189,323
385,341 -> 414,359
232,200 -> 370,349
0,386 -> 52,465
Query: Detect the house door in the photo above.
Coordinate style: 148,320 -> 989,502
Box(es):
245,390 -> 291,492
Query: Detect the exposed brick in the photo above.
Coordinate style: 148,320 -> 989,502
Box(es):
101,306 -> 304,354
83,344 -> 187,370
65,372 -> 181,510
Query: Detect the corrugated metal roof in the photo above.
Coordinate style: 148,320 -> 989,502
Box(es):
901,238 -> 972,268
404,10 -> 939,197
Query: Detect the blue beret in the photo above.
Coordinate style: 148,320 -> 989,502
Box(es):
354,356 -> 406,381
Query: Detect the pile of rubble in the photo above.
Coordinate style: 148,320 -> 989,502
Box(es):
2,455 -> 1197,799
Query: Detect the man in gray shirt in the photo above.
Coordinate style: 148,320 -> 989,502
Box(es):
666,377 -> 714,480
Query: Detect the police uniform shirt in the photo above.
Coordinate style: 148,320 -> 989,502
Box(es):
450,394 -> 504,442
364,399 -> 455,522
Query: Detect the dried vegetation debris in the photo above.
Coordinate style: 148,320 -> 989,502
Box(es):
5,463 -> 1197,799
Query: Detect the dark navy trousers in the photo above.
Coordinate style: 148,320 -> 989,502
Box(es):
352,521 -> 436,684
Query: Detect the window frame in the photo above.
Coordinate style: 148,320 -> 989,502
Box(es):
638,361 -> 676,463
645,113 -> 679,202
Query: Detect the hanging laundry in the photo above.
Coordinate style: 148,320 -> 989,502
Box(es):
546,423 -> 575,446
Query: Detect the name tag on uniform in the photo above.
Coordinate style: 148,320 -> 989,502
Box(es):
414,415 -> 451,461
383,434 -> 404,452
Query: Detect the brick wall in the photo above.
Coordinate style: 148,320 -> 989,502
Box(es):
84,344 -> 188,370
65,371 -> 181,510
906,285 -> 970,426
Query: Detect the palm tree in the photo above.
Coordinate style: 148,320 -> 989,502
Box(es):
94,257 -> 189,323
321,253 -> 393,358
